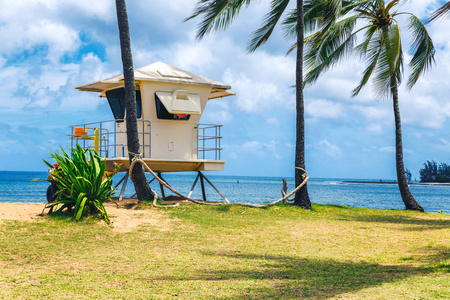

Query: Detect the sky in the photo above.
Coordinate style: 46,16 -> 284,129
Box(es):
0,0 -> 449,180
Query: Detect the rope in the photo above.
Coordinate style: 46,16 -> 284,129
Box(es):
151,190 -> 179,208
128,152 -> 309,208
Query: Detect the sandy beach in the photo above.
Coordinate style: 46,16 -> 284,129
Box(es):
0,200 -> 171,233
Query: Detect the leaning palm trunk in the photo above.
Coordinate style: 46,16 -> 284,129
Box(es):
392,85 -> 423,211
115,0 -> 154,201
294,0 -> 311,209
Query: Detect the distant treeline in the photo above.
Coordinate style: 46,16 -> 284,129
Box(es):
419,160 -> 450,183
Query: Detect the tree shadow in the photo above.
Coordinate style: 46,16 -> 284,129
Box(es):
416,246 -> 450,273
323,204 -> 352,209
336,212 -> 450,231
152,251 -> 438,299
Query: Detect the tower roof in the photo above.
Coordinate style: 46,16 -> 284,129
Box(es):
75,62 -> 234,99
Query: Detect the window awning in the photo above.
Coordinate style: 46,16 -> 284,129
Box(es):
155,90 -> 202,115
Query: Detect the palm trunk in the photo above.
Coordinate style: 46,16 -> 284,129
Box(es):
294,0 -> 311,209
115,0 -> 154,201
392,85 -> 423,211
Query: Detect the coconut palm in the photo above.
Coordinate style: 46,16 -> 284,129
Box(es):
428,2 -> 450,22
115,0 -> 154,201
186,0 -> 312,209
303,0 -> 434,211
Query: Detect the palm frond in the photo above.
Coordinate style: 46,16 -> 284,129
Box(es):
351,26 -> 381,96
286,0 -> 364,38
248,0 -> 290,52
341,0 -> 375,14
303,15 -> 360,86
286,42 -> 297,55
385,0 -> 399,14
185,0 -> 251,40
282,8 -> 297,39
372,23 -> 403,98
427,1 -> 450,23
285,0 -> 373,52
406,14 -> 435,89
354,25 -> 377,56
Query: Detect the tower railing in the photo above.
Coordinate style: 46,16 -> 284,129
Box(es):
69,119 -> 151,158
197,124 -> 223,160
69,120 -> 223,161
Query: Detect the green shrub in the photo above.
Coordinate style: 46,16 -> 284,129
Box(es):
43,144 -> 117,223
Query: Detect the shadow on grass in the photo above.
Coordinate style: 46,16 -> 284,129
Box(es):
417,246 -> 450,273
337,212 -> 450,231
43,208 -> 104,224
44,208 -> 73,220
154,251 -> 438,299
323,204 -> 352,209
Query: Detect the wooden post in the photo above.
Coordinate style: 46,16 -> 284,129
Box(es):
131,177 -> 156,198
200,172 -> 229,203
158,172 -> 166,199
114,172 -> 128,188
187,173 -> 201,198
199,172 -> 207,201
281,178 -> 288,204
118,173 -> 129,201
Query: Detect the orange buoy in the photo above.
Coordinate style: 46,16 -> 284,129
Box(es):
74,127 -> 87,136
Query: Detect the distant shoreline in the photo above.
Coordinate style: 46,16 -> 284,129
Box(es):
344,180 -> 450,186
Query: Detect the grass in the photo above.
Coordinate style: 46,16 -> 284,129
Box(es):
0,204 -> 448,299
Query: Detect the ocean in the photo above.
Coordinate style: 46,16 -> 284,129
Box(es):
1,171 -> 449,213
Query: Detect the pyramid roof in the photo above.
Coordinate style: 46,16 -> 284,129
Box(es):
75,62 -> 234,99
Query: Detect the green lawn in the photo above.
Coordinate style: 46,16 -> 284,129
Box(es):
0,204 -> 448,299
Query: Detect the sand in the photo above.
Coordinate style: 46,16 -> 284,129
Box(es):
0,199 -> 172,233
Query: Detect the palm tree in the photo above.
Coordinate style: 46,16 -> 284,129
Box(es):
303,0 -> 434,211
428,2 -> 450,22
186,0 -> 311,209
115,0 -> 154,201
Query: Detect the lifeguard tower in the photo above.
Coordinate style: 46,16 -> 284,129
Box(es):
69,62 -> 234,201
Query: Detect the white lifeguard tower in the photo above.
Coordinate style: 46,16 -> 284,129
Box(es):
69,62 -> 234,201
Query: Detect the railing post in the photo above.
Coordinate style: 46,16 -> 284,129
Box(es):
217,126 -> 222,160
114,121 -> 117,158
215,126 -> 218,160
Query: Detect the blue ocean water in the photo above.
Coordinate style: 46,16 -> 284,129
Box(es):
1,171 -> 449,213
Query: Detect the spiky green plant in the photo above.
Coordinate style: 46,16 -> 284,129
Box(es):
43,144 -> 116,223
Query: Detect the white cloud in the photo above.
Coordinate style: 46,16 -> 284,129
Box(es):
401,95 -> 448,129
367,123 -> 384,135
203,109 -> 232,124
306,99 -> 343,119
0,8 -> 81,62
223,69 -> 280,113
0,66 -> 29,110
25,20 -> 80,63
237,140 -> 281,159
267,117 -> 279,126
317,140 -> 343,159
379,147 -> 395,153
401,0 -> 438,19
352,105 -> 392,124
169,43 -> 215,73
378,146 -> 413,155
285,143 -> 295,149
440,138 -> 450,146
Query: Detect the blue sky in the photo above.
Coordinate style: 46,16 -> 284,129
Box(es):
0,0 -> 449,180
